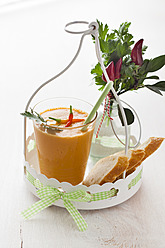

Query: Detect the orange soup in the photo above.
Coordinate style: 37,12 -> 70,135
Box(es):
33,107 -> 96,185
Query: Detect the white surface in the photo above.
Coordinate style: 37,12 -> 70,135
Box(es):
0,0 -> 165,247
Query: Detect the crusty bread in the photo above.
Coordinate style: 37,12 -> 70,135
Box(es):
83,137 -> 164,186
126,137 -> 164,174
125,167 -> 136,177
115,137 -> 164,181
115,149 -> 145,171
83,154 -> 129,186
136,137 -> 164,161
114,149 -> 145,181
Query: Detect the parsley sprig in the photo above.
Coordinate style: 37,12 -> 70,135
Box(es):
91,20 -> 165,125
91,20 -> 165,96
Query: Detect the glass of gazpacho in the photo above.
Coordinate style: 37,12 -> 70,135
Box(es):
32,97 -> 97,185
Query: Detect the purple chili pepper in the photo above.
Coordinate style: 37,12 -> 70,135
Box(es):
131,39 -> 144,66
102,61 -> 115,82
115,58 -> 122,79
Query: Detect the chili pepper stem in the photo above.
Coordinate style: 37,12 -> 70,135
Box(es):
70,105 -> 73,114
48,117 -> 61,123
65,105 -> 73,127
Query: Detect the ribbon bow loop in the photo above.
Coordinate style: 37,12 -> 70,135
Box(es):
63,190 -> 91,202
34,179 -> 61,199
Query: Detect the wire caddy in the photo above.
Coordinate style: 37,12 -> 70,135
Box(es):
23,22 -> 143,230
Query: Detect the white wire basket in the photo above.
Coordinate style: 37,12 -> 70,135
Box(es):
23,21 -> 142,211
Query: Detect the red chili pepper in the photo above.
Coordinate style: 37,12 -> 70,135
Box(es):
65,105 -> 73,127
131,39 -> 143,66
48,117 -> 85,125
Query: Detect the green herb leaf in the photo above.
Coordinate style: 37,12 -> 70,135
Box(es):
46,126 -> 63,133
152,81 -> 165,91
21,109 -> 63,133
116,42 -> 130,58
139,59 -> 150,75
146,81 -> 165,92
125,33 -> 133,43
95,78 -> 106,86
146,55 -> 165,72
34,111 -> 45,122
91,63 -> 102,76
20,109 -> 45,123
142,45 -> 148,54
97,20 -> 109,40
98,85 -> 105,91
117,106 -> 135,126
144,75 -> 159,80
107,32 -> 116,40
145,85 -> 163,95
118,22 -> 131,37
99,39 -> 109,53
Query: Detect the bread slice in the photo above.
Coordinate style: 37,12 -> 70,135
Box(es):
114,149 -> 145,181
128,137 -> 164,172
83,137 -> 164,186
125,167 -> 136,177
136,137 -> 164,161
116,137 -> 165,180
83,154 -> 129,186
116,149 -> 145,171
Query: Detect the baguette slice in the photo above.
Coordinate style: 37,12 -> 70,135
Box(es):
83,155 -> 129,186
136,137 -> 164,161
127,137 -> 164,173
125,167 -> 136,177
116,149 -> 145,171
118,137 -> 165,179
114,149 -> 145,181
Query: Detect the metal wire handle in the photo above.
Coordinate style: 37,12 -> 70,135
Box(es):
23,22 -> 93,158
65,21 -> 141,152
110,100 -> 142,148
24,21 -> 141,180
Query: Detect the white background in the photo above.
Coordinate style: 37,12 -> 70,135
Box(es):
0,0 -> 165,247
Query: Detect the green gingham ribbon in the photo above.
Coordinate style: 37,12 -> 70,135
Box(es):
128,169 -> 142,190
21,171 -> 118,231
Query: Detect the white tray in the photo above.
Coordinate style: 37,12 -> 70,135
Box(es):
24,135 -> 143,210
